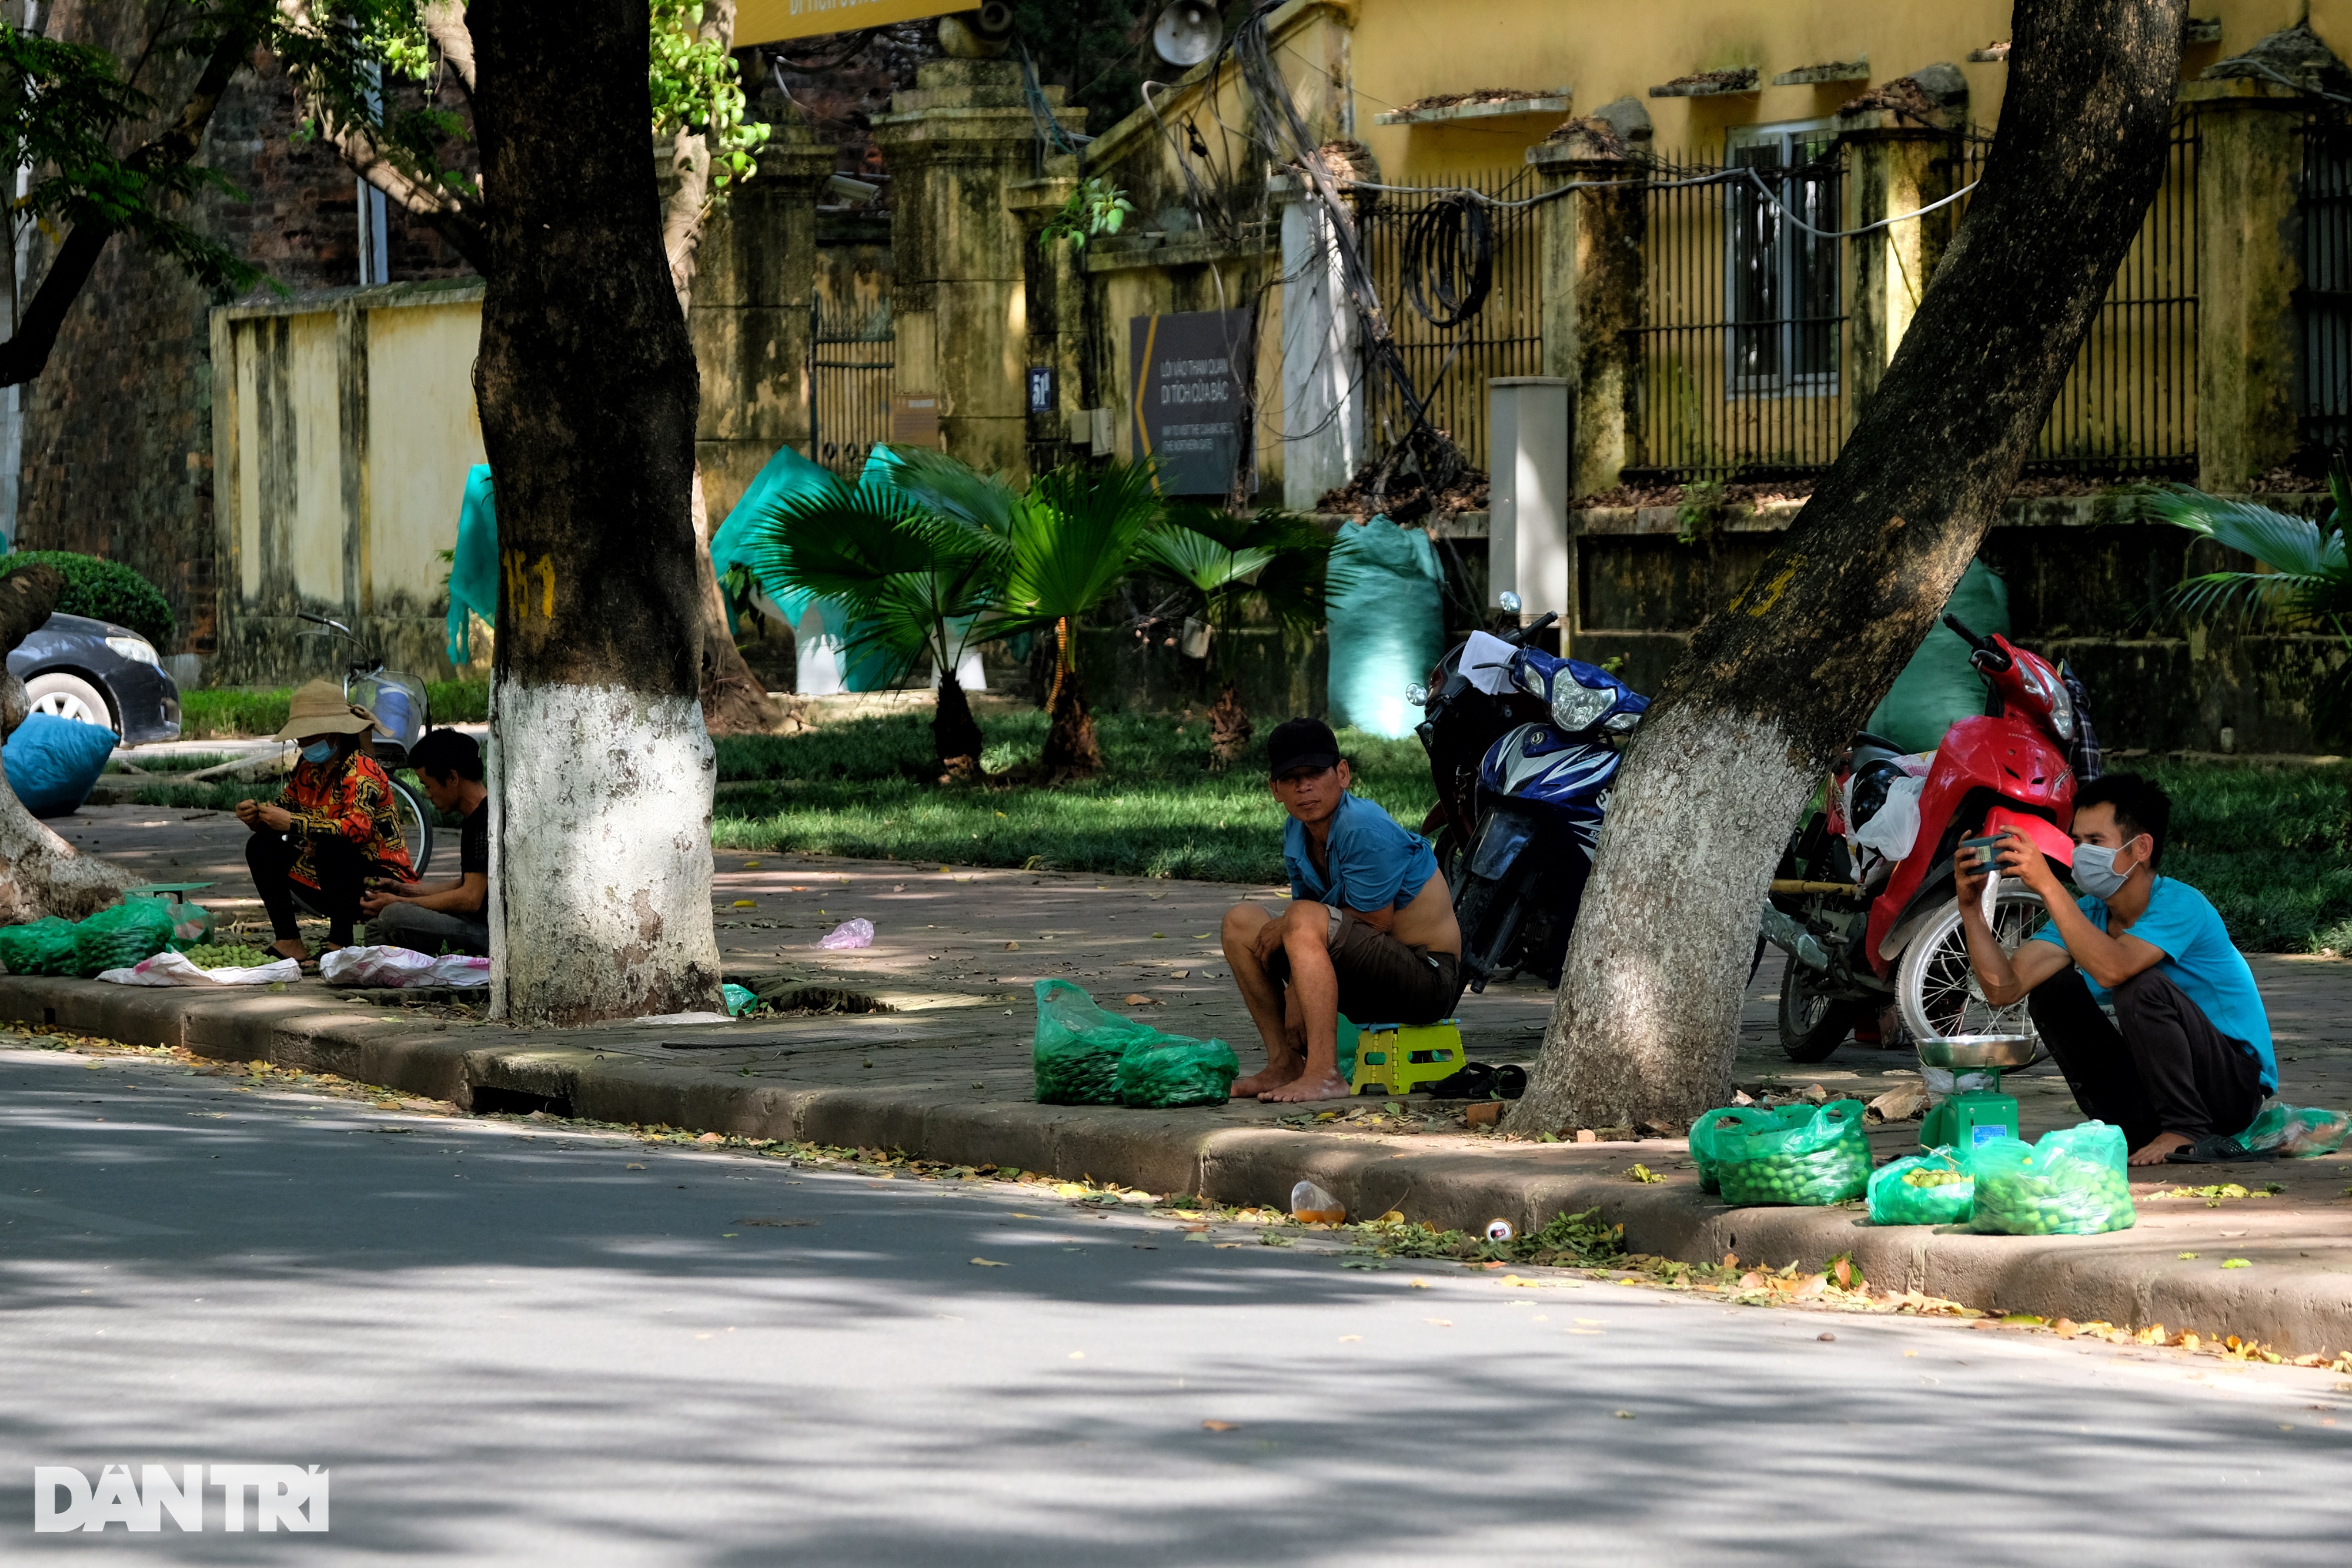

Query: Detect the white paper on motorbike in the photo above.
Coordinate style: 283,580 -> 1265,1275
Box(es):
1459,631 -> 1521,696
1131,310 -> 1252,496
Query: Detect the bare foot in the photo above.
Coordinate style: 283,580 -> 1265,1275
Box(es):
1259,1071 -> 1354,1104
1232,1064 -> 1301,1099
268,938 -> 308,961
2129,1130 -> 2196,1166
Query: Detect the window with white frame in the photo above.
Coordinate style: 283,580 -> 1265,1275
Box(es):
1726,120 -> 1842,394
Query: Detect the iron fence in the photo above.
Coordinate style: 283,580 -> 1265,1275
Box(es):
807,297 -> 894,476
2300,114 -> 2352,457
1357,165 -> 1545,477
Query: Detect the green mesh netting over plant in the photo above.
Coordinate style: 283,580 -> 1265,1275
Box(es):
1,551 -> 175,646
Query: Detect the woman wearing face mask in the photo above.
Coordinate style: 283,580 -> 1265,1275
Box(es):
234,680 -> 418,965
1957,773 -> 2276,1166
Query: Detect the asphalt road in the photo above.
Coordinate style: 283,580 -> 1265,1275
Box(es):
3,1045 -> 2347,1566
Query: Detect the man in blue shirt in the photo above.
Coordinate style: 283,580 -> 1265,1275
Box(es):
1957,773 -> 2274,1165
1221,717 -> 1462,1102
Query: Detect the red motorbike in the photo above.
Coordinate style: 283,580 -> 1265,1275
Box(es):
1762,614 -> 2080,1060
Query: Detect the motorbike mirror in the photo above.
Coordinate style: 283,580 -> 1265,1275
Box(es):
1404,683 -> 1429,708
1498,590 -> 1522,616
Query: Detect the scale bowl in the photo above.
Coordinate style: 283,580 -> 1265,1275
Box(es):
1915,1034 -> 2037,1071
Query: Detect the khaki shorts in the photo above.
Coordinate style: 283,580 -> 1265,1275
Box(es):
1269,905 -> 1460,1026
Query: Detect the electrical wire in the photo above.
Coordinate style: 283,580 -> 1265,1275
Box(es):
1399,193 -> 1493,327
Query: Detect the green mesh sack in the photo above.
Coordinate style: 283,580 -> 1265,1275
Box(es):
1716,1099 -> 1870,1206
1867,1147 -> 1975,1226
1116,1035 -> 1240,1108
1689,1105 -> 1802,1194
1033,979 -> 1157,1105
0,916 -> 81,975
1967,1122 -> 2136,1236
70,900 -> 176,979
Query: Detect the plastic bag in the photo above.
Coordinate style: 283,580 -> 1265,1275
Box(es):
1032,979 -> 1155,1105
1115,1033 -> 1239,1108
722,982 -> 760,1017
1715,1099 -> 1870,1206
319,945 -> 492,988
0,916 -> 81,975
2240,1102 -> 2352,1158
1967,1122 -> 2136,1235
98,950 -> 299,987
3,712 -> 120,817
1325,516 -> 1445,739
1851,773 -> 1926,861
818,918 -> 874,951
1689,1105 -> 1800,1194
1867,1147 -> 1975,1226
69,900 -> 175,979
161,900 -> 214,949
1865,559 -> 2009,753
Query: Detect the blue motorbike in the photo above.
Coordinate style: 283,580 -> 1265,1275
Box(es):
1408,597 -> 1648,994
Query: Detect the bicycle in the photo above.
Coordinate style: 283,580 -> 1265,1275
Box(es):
296,611 -> 435,878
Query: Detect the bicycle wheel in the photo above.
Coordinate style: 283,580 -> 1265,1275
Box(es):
391,777 -> 435,879
1895,888 -> 2047,1045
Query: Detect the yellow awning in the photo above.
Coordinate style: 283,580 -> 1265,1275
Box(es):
737,0 -> 971,48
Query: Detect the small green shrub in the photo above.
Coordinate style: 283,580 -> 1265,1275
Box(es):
425,679 -> 489,723
179,688 -> 291,740
2,551 -> 175,645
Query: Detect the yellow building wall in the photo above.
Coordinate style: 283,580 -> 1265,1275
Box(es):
365,302 -> 488,611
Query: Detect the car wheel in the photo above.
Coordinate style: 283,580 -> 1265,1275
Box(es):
24,672 -> 114,730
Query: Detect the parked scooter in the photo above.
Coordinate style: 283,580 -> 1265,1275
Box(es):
1408,593 -> 1649,994
1763,613 -> 2078,1060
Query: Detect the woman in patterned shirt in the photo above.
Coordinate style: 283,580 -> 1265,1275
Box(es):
235,680 -> 417,963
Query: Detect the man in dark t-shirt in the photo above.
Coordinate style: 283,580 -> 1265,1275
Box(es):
361,728 -> 491,955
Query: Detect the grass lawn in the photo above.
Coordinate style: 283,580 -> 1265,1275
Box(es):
2133,757 -> 2352,955
180,680 -> 489,739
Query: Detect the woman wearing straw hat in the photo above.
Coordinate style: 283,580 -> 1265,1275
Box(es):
234,679 -> 418,965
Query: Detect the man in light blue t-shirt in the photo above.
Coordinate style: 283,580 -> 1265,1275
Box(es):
1957,773 -> 2273,1166
1221,718 -> 1462,1104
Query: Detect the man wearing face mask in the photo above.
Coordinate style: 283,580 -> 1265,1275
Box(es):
1956,773 -> 2274,1166
235,680 -> 417,965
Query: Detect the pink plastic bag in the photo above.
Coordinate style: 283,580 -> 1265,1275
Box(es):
817,918 -> 874,951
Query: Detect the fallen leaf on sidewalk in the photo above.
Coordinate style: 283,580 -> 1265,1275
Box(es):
1200,1420 -> 1239,1432
1424,1318 -> 1454,1328
1125,994 -> 1160,1006
969,1258 -> 1009,1268
2222,1258 -> 2251,1269
626,1163 -> 645,1170
1868,1084 -> 1930,1123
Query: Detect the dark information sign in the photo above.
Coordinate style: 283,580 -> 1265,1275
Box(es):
1130,309 -> 1252,496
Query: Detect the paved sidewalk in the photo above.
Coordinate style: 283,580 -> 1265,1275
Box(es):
8,819 -> 2352,1355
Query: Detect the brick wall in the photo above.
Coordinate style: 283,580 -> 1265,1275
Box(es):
14,6 -> 476,662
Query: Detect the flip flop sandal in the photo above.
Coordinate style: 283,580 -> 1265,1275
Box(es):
2166,1134 -> 2269,1164
1492,1064 -> 1529,1100
1425,1062 -> 1497,1100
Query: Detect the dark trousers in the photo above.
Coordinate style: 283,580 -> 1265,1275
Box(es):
2027,967 -> 2264,1148
246,831 -> 367,947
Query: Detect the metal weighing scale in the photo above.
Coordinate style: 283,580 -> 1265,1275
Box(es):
1916,1034 -> 2036,1152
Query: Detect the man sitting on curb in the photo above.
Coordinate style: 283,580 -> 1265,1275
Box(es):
1956,773 -> 2275,1165
360,728 -> 492,957
1220,717 -> 1462,1104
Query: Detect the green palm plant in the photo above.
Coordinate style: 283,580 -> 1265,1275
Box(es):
992,460 -> 1169,778
1135,503 -> 1331,765
744,447 -> 1017,774
2143,467 -> 2352,747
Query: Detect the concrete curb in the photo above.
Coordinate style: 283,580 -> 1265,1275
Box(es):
11,974 -> 2351,1356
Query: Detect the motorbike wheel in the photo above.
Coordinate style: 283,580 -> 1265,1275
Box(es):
1895,888 -> 2048,1045
1451,858 -> 1535,996
1431,824 -> 1465,897
1777,954 -> 1865,1063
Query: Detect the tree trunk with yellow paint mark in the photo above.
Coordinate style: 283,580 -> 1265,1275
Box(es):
470,0 -> 722,1027
1509,0 -> 2190,1132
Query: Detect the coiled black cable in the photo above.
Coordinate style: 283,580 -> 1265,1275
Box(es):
1401,193 -> 1495,329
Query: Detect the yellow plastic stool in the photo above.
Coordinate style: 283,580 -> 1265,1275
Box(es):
1349,1019 -> 1466,1096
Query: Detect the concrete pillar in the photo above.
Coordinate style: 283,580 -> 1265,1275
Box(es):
1839,115 -> 1955,432
1005,169 -> 1086,472
1488,377 -> 1572,624
1528,127 -> 1645,502
2185,77 -> 2307,493
872,61 -> 1084,481
1272,173 -> 1366,511
687,121 -> 837,519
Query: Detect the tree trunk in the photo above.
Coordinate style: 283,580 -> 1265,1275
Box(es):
1508,0 -> 2189,1135
1040,620 -> 1102,778
0,565 -> 133,919
469,0 -> 723,1027
933,666 -> 984,780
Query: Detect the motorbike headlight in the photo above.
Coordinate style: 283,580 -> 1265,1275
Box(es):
2044,671 -> 2077,743
105,635 -> 160,667
1518,661 -> 1549,700
1405,682 -> 1428,708
1549,677 -> 1612,733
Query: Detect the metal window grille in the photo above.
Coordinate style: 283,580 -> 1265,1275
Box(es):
807,298 -> 895,477
2299,113 -> 2352,456
1953,118 -> 2200,476
1625,136 -> 1848,484
1356,165 -> 1545,477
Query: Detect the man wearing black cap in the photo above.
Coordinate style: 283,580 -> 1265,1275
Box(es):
1221,717 -> 1462,1102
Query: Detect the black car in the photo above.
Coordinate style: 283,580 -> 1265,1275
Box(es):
8,613 -> 182,745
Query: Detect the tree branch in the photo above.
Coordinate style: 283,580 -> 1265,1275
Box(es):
660,0 -> 738,317
422,0 -> 476,96
331,120 -> 490,271
0,21 -> 250,388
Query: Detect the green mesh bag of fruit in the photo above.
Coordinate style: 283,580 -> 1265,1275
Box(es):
0,916 -> 81,975
1716,1099 -> 1870,1207
69,900 -> 176,979
1689,1104 -> 1804,1194
1867,1147 -> 1975,1226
